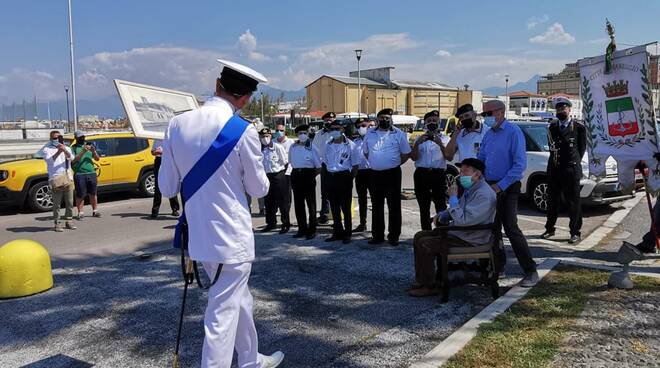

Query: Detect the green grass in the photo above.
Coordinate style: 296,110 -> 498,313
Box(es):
443,264 -> 660,368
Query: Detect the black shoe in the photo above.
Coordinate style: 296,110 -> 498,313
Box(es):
325,235 -> 341,242
258,209 -> 265,217
150,213 -> 158,219
305,233 -> 316,240
540,231 -> 555,240
568,234 -> 581,244
388,239 -> 400,246
279,226 -> 290,235
342,237 -> 351,244
261,225 -> 276,233
172,210 -> 180,217
352,224 -> 366,233
293,232 -> 305,238
368,238 -> 385,245
318,215 -> 329,225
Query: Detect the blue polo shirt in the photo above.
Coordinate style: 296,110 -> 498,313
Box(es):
477,120 -> 526,190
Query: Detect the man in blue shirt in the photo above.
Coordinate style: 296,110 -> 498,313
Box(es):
478,100 -> 538,287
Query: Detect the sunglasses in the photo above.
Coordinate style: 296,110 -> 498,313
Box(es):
481,108 -> 503,117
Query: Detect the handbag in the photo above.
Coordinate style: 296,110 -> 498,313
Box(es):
49,155 -> 72,190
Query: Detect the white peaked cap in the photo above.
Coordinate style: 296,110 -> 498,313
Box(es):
217,59 -> 268,83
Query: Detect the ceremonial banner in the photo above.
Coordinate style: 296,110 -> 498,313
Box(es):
579,45 -> 660,195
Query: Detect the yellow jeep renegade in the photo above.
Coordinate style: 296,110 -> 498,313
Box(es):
0,132 -> 156,212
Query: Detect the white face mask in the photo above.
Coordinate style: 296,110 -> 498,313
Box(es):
358,126 -> 368,136
298,133 -> 309,143
260,137 -> 271,146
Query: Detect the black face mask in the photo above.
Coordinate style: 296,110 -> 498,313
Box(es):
77,137 -> 85,145
324,122 -> 332,131
461,118 -> 474,130
556,112 -> 569,121
378,120 -> 391,129
426,123 -> 438,132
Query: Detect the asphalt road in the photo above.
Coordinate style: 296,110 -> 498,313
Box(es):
0,161 -> 643,367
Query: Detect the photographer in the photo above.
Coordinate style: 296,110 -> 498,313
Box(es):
410,110 -> 450,231
43,130 -> 76,232
71,131 -> 101,219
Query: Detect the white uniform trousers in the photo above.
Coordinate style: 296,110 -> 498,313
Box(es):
201,262 -> 262,368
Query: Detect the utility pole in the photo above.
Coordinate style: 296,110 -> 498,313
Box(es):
260,92 -> 264,123
505,74 -> 510,119
355,49 -> 362,116
65,86 -> 71,131
67,0 -> 78,131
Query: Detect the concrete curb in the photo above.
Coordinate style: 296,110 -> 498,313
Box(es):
569,193 -> 644,251
409,258 -> 560,368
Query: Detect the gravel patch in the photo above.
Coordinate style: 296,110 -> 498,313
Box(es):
552,286 -> 660,368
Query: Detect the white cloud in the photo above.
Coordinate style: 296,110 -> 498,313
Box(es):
526,15 -> 549,30
529,23 -> 576,45
237,29 -> 270,61
0,68 -> 66,103
278,55 -> 288,62
435,50 -> 451,57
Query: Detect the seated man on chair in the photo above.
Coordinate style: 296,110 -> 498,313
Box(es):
409,158 -> 497,297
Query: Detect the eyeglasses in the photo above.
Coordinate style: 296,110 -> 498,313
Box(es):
481,108 -> 503,117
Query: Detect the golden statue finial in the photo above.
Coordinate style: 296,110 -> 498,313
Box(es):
605,18 -> 617,74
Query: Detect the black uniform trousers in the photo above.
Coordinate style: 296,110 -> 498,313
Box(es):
489,180 -> 537,274
265,170 -> 290,227
291,168 -> 317,235
328,170 -> 353,239
413,167 -> 447,231
370,167 -> 402,241
545,165 -> 582,236
355,168 -> 372,226
319,164 -> 331,217
152,156 -> 180,215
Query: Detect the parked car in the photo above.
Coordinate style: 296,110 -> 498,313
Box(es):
442,120 -> 637,213
0,132 -> 156,212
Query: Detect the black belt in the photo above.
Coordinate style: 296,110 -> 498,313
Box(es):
327,170 -> 351,176
373,166 -> 401,173
292,168 -> 316,172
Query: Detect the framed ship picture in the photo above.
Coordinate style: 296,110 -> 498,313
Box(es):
114,79 -> 199,139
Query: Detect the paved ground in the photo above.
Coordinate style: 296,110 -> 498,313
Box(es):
0,161 -> 647,367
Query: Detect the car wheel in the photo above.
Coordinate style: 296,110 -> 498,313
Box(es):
139,171 -> 156,197
27,181 -> 53,212
531,179 -> 549,213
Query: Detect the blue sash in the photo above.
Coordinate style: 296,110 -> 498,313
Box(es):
173,114 -> 250,248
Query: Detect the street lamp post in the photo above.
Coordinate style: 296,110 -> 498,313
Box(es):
504,74 -> 510,119
355,49 -> 362,117
65,86 -> 71,132
67,0 -> 78,132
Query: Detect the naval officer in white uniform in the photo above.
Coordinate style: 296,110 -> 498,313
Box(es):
159,59 -> 284,368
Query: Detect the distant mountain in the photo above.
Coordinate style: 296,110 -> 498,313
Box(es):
482,75 -> 541,96
2,85 -> 306,121
258,85 -> 306,101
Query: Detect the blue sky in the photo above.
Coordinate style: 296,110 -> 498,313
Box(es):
1,0 -> 659,103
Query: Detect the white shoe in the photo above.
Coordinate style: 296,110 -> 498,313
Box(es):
261,351 -> 284,368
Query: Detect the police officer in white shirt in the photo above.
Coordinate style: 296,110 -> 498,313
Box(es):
410,110 -> 450,231
260,127 -> 290,234
274,123 -> 293,227
150,139 -> 180,218
351,118 -> 372,233
312,111 -> 336,224
158,59 -> 284,368
288,124 -> 321,239
363,108 -> 412,246
445,104 -> 490,162
324,119 -> 361,244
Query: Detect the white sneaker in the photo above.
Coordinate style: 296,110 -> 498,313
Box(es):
520,271 -> 539,288
261,351 -> 284,368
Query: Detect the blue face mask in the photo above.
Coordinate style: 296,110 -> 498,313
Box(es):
273,131 -> 284,140
459,175 -> 474,189
329,130 -> 342,140
483,116 -> 496,127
